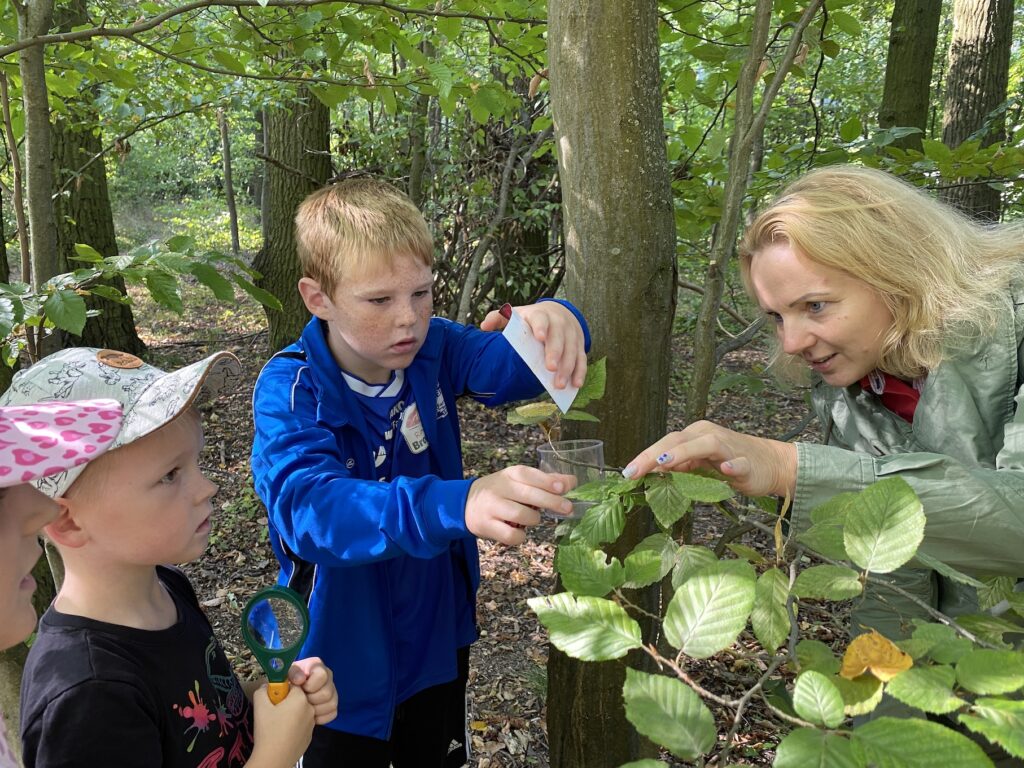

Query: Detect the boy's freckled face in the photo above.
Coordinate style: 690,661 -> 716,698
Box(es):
0,484 -> 60,649
66,414 -> 218,567
318,255 -> 434,384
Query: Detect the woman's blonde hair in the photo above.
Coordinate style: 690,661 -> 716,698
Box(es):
739,165 -> 1024,381
295,177 -> 434,297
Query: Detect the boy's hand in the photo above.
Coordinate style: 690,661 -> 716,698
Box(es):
249,683 -> 315,768
289,657 -> 339,725
465,466 -> 577,545
481,302 -> 587,390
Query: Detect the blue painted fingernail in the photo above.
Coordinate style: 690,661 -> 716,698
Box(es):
622,464 -> 637,479
656,453 -> 672,465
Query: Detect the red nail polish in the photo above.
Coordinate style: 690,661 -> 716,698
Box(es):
499,303 -> 512,320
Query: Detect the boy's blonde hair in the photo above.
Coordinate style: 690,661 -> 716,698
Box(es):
739,165 -> 1024,381
295,177 -> 434,297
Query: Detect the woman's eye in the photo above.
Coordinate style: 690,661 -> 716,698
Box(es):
766,311 -> 783,325
808,301 -> 826,313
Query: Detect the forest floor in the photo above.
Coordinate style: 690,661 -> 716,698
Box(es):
133,282 -> 842,768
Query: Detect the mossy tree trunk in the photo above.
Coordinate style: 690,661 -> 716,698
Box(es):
253,87 -> 331,353
878,0 -> 943,152
940,0 -> 1014,220
546,2 -> 676,765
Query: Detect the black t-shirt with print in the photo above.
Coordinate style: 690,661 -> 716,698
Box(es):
20,566 -> 255,768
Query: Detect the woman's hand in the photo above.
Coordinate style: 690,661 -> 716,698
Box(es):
623,420 -> 798,498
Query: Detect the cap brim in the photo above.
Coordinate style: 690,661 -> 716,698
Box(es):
114,351 -> 243,448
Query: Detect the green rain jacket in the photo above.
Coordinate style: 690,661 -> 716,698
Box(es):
792,282 -> 1024,633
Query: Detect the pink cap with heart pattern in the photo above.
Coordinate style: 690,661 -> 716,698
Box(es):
0,399 -> 123,488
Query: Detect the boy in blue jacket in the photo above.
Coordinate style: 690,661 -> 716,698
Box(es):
250,177 -> 589,768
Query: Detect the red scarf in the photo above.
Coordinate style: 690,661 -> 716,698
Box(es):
859,371 -> 921,423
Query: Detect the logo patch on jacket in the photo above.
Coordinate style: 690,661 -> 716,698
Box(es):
400,403 -> 429,454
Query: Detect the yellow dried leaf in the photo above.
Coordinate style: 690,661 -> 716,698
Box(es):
470,720 -> 489,731
839,630 -> 913,682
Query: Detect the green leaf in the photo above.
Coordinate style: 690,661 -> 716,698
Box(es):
844,477 -> 924,573
644,474 -> 692,529
42,290 -> 87,335
725,543 -> 767,565
977,575 -> 1017,612
796,639 -> 841,676
664,560 -> 756,659
956,650 -> 1024,695
72,243 -> 103,263
211,49 -> 247,74
839,116 -> 863,143
623,534 -> 677,589
555,543 -> 625,597
668,470 -> 734,503
833,673 -> 884,717
507,402 -> 559,426
955,613 -> 1024,648
671,545 -> 718,589
436,15 -> 462,40
165,234 -> 195,252
911,622 -> 974,664
189,263 -> 236,302
622,668 -> 716,760
562,409 -> 600,423
144,271 -> 182,313
572,357 -> 606,408
617,762 -> 667,768
751,567 -> 790,655
886,664 -> 965,715
829,10 -> 862,36
922,139 -> 954,163
775,728 -> 863,768
912,552 -> 985,588
797,521 -> 849,560
232,274 -> 282,311
528,593 -> 642,661
568,496 -> 626,548
792,564 -> 863,600
793,670 -> 846,727
959,698 -> 1024,759
853,716 -> 992,767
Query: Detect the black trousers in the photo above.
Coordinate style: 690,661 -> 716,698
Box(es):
300,647 -> 469,768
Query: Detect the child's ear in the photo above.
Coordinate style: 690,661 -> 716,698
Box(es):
44,498 -> 88,548
298,277 -> 332,319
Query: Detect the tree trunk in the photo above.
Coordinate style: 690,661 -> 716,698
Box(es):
546,2 -> 676,765
940,0 -> 1014,220
878,0 -> 942,152
52,116 -> 145,354
253,86 -> 331,353
218,108 -> 241,255
16,0 -> 58,359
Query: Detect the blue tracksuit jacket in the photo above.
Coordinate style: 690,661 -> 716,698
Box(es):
250,304 -> 588,738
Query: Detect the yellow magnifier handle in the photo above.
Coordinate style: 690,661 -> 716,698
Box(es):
267,681 -> 289,705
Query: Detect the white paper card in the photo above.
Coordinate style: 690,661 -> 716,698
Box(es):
502,309 -> 579,413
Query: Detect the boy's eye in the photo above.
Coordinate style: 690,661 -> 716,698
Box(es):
160,468 -> 181,485
413,290 -> 431,299
369,297 -> 390,305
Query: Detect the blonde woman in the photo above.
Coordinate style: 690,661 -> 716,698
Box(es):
626,165 -> 1024,645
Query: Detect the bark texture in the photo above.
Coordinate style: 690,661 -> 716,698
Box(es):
546,2 -> 677,765
253,88 -> 331,353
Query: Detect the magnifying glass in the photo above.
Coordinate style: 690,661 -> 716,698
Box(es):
241,586 -> 310,705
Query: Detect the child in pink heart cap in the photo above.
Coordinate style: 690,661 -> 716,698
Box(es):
0,398 -> 123,767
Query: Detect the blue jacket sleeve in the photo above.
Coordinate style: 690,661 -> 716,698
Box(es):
252,362 -> 474,567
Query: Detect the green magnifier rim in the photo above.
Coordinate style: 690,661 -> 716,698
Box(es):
240,585 -> 310,684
